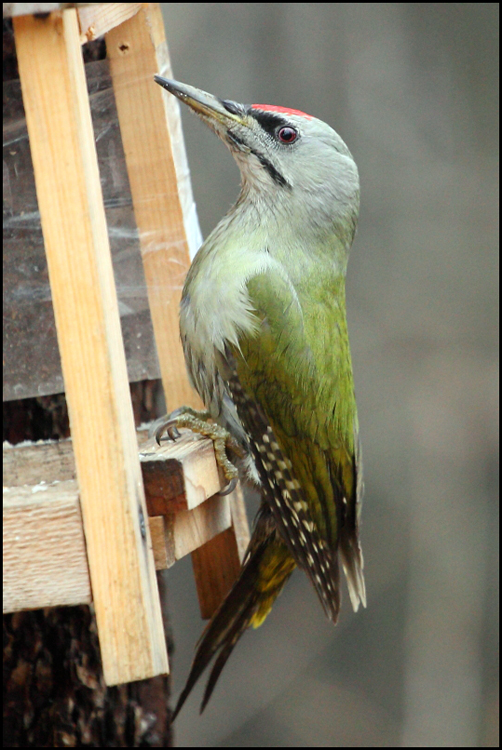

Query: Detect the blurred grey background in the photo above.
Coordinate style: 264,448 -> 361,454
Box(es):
159,4 -> 499,747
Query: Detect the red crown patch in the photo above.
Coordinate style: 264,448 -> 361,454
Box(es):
251,104 -> 313,120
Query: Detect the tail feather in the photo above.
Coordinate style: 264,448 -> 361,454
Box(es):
340,443 -> 366,612
171,505 -> 295,720
340,538 -> 366,611
200,617 -> 246,712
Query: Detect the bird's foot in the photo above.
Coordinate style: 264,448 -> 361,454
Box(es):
154,407 -> 244,494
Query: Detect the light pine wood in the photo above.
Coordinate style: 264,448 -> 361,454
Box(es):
3,430 -> 233,517
3,430 -> 221,509
171,494 -> 231,562
3,432 -> 237,613
4,3 -> 99,18
191,524 -> 244,619
13,9 -> 167,685
107,4 -> 203,414
139,431 -> 223,513
3,483 -> 233,613
106,2 -> 252,615
191,483 -> 250,618
3,481 -> 91,613
77,2 -> 141,43
106,2 -> 252,618
3,438 -> 78,486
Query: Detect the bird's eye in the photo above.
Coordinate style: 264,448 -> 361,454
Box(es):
277,126 -> 298,144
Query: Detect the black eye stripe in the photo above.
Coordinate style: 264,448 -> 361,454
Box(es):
248,108 -> 290,136
248,110 -> 300,145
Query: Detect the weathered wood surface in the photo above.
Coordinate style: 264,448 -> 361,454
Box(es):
13,8 -> 167,685
3,430 -> 238,614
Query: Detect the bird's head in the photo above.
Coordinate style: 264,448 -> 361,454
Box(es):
154,76 -> 359,249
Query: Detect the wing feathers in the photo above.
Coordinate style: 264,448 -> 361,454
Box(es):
224,356 -> 342,622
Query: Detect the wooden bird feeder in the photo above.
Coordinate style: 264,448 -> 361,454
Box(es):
3,2 -> 249,687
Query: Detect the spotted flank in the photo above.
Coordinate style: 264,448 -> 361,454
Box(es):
224,353 -> 341,623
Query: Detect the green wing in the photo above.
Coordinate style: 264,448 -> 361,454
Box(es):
225,267 -> 365,617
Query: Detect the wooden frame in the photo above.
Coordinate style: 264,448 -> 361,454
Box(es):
4,430 -> 248,615
4,3 -> 250,687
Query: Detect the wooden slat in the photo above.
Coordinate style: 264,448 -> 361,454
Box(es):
106,3 -> 251,617
149,515 -> 170,570
229,484 -> 252,561
3,438 -> 79,486
3,484 -> 233,614
3,481 -> 91,613
4,3 -> 98,18
106,4 -> 203,414
77,3 -> 141,43
139,432 -> 223,513
3,431 -> 237,613
3,430 -> 222,510
191,483 -> 249,618
172,494 -> 231,562
191,528 -> 243,619
13,9 -> 167,686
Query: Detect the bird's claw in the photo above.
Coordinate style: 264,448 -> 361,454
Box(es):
153,410 -> 242,493
155,419 -> 181,446
218,477 -> 238,496
167,424 -> 181,441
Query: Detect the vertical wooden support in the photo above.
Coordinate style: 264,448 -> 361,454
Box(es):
107,3 -> 203,413
191,485 -> 251,618
106,3 -> 250,618
13,9 -> 168,685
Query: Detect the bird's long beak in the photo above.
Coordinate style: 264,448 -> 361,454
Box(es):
154,75 -> 245,129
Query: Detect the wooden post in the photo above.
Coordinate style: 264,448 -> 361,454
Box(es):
107,3 -> 203,413
13,9 -> 168,685
191,485 -> 251,617
106,3 -> 250,617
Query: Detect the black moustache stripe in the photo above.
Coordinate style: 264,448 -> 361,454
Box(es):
227,132 -> 291,189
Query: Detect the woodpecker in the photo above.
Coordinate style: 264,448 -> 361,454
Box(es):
154,76 -> 366,718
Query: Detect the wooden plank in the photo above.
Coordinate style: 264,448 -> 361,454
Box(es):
171,494 -> 231,562
139,432 -> 223,513
106,3 -> 203,414
3,438 -> 78,486
4,3 -> 98,18
3,485 -> 233,614
229,483 -> 252,561
3,481 -> 91,613
3,433 -> 236,613
77,3 -> 141,43
3,429 -> 222,509
191,528 -> 243,619
149,514 -> 170,570
191,483 -> 250,619
106,3 -> 251,617
13,9 -> 167,685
